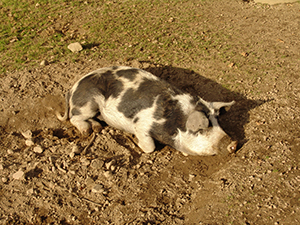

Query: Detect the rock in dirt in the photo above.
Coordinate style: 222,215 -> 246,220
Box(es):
7,149 -> 13,155
131,60 -> 142,69
69,152 -> 75,159
72,144 -> 81,154
21,130 -> 32,139
26,188 -> 34,195
67,42 -> 83,53
69,144 -> 80,158
85,176 -> 95,187
40,60 -> 49,66
71,144 -> 81,154
103,171 -> 113,179
91,159 -> 104,170
25,139 -> 34,147
80,157 -> 90,166
12,170 -> 24,180
92,184 -> 104,193
33,145 -> 43,153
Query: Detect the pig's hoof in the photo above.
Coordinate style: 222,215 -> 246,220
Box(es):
92,124 -> 102,133
82,128 -> 92,137
89,119 -> 103,133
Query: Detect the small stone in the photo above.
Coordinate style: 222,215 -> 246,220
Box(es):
0,164 -> 3,170
189,174 -> 195,182
2,177 -> 8,183
80,157 -> 90,166
142,62 -> 150,68
68,42 -> 83,53
69,152 -> 75,159
33,145 -> 43,153
10,37 -> 18,43
27,188 -> 34,195
92,184 -> 104,193
105,161 -> 113,170
131,60 -> 142,69
110,165 -> 116,171
12,170 -> 24,180
168,17 -> 174,22
7,149 -> 13,154
85,176 -> 94,187
25,139 -> 34,147
103,171 -> 112,179
40,60 -> 49,66
69,144 -> 80,158
21,130 -> 32,139
91,159 -> 104,170
240,52 -> 248,57
71,144 -> 80,154
48,181 -> 55,189
147,160 -> 153,164
228,62 -> 235,68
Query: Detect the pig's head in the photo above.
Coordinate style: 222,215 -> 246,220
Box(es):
173,99 -> 237,156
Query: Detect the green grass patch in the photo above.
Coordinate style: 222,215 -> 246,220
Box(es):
0,0 -> 233,73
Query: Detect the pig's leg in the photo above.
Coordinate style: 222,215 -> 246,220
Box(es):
70,102 -> 100,136
70,116 -> 92,136
135,133 -> 155,153
88,118 -> 102,133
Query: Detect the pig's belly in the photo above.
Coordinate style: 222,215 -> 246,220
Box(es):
101,107 -> 135,134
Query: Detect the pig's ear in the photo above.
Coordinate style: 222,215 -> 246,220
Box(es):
211,100 -> 235,111
186,111 -> 209,132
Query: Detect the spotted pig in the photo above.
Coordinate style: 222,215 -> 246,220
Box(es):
56,66 -> 237,156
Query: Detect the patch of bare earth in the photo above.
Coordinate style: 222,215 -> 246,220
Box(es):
1,0 -> 300,224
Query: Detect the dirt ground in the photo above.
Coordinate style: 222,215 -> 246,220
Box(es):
1,0 -> 300,224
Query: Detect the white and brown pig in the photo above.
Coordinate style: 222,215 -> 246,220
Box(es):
57,66 -> 237,156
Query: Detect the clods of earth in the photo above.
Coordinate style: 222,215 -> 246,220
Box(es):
1,1 -> 300,224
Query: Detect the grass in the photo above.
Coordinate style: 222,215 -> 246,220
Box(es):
0,0 -> 238,74
1,0 -> 292,96
0,0 -> 93,71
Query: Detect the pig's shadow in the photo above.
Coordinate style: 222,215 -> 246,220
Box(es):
144,64 -> 260,149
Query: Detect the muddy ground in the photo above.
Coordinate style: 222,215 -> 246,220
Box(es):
1,0 -> 300,224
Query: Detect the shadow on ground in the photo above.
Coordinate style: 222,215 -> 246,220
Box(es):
144,64 -> 261,150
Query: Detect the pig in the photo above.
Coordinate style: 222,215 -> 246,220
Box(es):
56,66 -> 237,156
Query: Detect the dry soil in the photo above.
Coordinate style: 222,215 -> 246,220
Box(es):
1,0 -> 300,224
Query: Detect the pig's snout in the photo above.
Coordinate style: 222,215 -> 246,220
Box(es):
227,140 -> 238,153
218,135 -> 238,156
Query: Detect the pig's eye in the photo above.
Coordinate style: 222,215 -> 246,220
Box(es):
195,127 -> 212,135
188,129 -> 198,135
188,129 -> 203,135
197,129 -> 205,134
